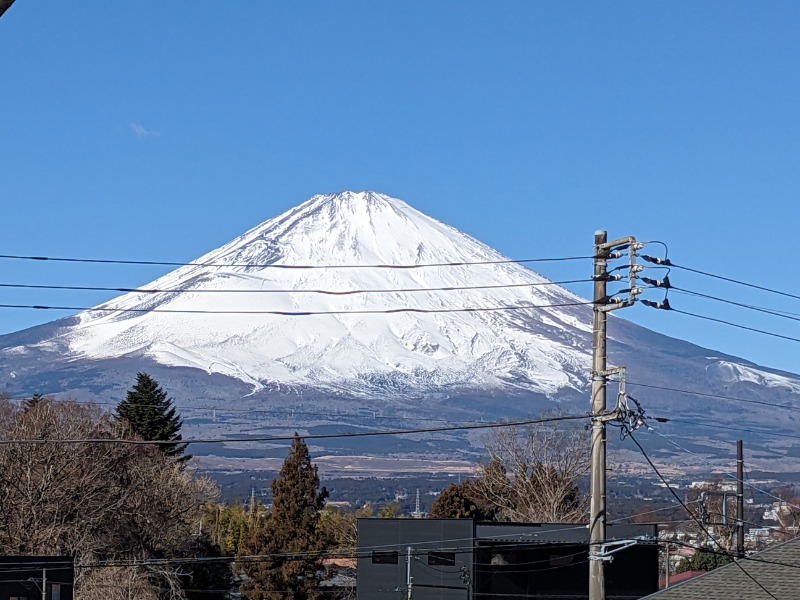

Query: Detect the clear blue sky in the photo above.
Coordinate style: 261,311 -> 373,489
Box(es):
1,2 -> 799,373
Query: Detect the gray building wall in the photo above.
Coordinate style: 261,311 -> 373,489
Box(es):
357,519 -> 473,600
357,520 -> 658,600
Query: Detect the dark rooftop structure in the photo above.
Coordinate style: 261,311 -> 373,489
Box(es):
0,556 -> 74,600
358,519 -> 659,600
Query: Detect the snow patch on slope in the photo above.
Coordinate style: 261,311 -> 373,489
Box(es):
708,361 -> 800,393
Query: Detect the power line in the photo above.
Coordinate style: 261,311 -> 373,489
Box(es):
0,253 -> 594,270
632,407 -> 800,440
664,418 -> 800,442
0,412 -> 589,445
706,513 -> 799,540
68,524 -> 605,569
649,426 -> 800,513
643,301 -> 800,344
608,503 -> 701,525
2,395 -> 485,425
671,287 -> 800,322
624,380 -> 799,413
0,278 -> 593,296
12,368 -> 796,423
624,429 -> 779,600
667,261 -> 800,303
672,307 -> 800,343
0,299 -> 595,316
665,539 -> 800,572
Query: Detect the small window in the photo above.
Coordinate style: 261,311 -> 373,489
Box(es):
51,584 -> 62,600
371,551 -> 399,564
428,552 -> 456,566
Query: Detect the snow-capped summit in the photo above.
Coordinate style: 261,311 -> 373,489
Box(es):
55,191 -> 591,395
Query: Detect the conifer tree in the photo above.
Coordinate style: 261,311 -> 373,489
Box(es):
429,479 -> 494,520
23,393 -> 45,412
240,433 -> 329,600
115,372 -> 188,460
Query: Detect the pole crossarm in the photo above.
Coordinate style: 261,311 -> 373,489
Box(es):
589,539 -> 646,562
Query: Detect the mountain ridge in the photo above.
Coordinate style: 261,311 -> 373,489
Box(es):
2,191 -> 799,473
14,191 -> 595,397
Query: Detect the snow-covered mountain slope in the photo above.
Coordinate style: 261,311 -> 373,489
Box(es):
3,191 -> 800,472
24,191 -> 595,397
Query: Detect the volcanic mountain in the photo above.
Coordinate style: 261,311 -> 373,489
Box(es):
2,191 -> 799,473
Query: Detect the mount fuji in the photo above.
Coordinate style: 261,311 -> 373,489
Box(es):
2,192 -> 799,474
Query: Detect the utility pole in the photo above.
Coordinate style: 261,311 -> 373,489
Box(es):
42,567 -> 47,600
737,439 -> 745,558
589,230 -> 609,600
589,231 -> 642,600
406,546 -> 413,600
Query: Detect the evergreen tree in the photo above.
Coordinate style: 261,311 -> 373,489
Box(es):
676,549 -> 733,572
115,372 -> 188,460
240,434 -> 329,600
429,479 -> 494,520
23,393 -> 46,412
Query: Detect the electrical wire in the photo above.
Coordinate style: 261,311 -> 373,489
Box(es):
0,278 -> 593,296
651,426 -> 800,512
0,413 -> 590,445
655,304 -> 800,344
671,287 -> 800,322
665,538 -> 800,572
608,502 -> 701,525
624,429 -> 780,599
0,253 -> 594,270
2,395 -> 499,425
704,513 -> 798,540
663,418 -> 800,442
623,380 -> 799,413
67,525 -> 608,569
0,299 -> 596,316
668,262 -> 800,303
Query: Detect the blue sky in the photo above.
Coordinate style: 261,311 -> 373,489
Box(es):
1,2 -> 799,373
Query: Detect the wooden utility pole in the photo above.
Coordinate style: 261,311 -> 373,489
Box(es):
589,230 -> 609,600
737,439 -> 745,558
406,546 -> 413,600
588,231 -> 641,600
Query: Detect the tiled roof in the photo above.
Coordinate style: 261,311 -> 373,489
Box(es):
644,537 -> 800,599
658,569 -> 705,588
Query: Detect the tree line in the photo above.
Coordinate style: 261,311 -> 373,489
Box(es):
0,374 -> 591,599
0,373 -> 226,599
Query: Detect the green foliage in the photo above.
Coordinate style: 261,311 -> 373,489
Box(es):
676,549 -> 734,573
317,504 -> 372,551
429,480 -> 493,520
115,372 -> 188,459
202,501 -> 252,556
377,502 -> 402,518
240,434 -> 329,600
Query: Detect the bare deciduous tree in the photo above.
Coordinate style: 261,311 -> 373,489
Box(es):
0,396 -> 221,600
474,420 -> 589,522
684,480 -> 741,551
770,486 -> 800,542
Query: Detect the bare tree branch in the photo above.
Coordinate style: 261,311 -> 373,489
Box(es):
474,420 -> 589,522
